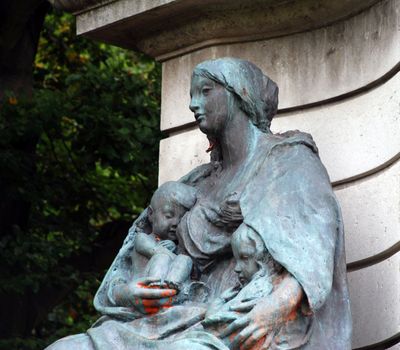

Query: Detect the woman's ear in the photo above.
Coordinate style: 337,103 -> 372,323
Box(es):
147,206 -> 153,224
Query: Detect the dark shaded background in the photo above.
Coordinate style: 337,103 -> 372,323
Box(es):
0,2 -> 161,348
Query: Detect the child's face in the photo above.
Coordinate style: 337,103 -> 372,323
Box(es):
149,196 -> 187,241
232,236 -> 259,285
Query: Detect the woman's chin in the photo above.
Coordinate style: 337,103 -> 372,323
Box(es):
198,123 -> 216,137
198,124 -> 209,135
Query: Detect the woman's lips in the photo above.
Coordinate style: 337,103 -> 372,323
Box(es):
195,113 -> 205,122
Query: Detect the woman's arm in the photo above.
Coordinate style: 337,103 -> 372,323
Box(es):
220,273 -> 304,350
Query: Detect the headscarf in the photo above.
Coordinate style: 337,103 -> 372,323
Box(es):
193,57 -> 279,131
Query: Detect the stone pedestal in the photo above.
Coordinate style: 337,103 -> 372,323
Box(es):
55,0 -> 400,348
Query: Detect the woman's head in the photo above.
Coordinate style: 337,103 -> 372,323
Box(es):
191,57 -> 279,133
189,74 -> 231,137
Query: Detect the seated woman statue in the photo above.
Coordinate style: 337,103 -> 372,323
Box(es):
46,57 -> 352,350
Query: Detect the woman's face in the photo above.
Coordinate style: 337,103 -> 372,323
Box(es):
189,74 -> 229,136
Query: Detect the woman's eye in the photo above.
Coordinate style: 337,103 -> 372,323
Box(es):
202,87 -> 212,95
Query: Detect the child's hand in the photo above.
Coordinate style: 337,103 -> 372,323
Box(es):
164,279 -> 182,292
220,193 -> 243,221
154,245 -> 176,259
158,239 -> 176,252
212,192 -> 243,230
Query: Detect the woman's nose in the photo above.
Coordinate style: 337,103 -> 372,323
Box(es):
189,98 -> 199,113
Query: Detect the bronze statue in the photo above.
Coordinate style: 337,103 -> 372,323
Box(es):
47,57 -> 352,350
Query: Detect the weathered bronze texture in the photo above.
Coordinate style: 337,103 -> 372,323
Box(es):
47,58 -> 352,350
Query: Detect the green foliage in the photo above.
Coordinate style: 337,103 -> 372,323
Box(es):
0,9 -> 161,349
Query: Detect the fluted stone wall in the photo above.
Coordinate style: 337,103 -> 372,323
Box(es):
158,1 -> 400,348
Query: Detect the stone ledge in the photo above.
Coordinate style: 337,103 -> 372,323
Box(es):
49,0 -> 115,14
74,0 -> 381,60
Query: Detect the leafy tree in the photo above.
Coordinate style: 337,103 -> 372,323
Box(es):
0,9 -> 161,349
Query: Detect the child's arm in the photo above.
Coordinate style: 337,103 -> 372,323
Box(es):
135,231 -> 159,258
135,232 -> 176,259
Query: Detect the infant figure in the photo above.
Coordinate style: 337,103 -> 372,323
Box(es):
134,181 -> 197,290
205,224 -> 283,321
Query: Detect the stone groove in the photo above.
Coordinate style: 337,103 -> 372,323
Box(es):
347,241 -> 400,272
352,332 -> 400,350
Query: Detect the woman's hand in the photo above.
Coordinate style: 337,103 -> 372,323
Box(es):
219,274 -> 304,350
219,300 -> 275,350
113,277 -> 177,315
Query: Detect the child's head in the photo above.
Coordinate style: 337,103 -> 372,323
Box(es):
232,225 -> 268,285
148,181 -> 197,241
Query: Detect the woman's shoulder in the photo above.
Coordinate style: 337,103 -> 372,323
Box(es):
266,130 -> 319,155
178,162 -> 215,186
252,130 -> 330,184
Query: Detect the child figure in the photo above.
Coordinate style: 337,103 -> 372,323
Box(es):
205,225 -> 282,317
134,181 -> 197,290
203,225 -> 312,349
